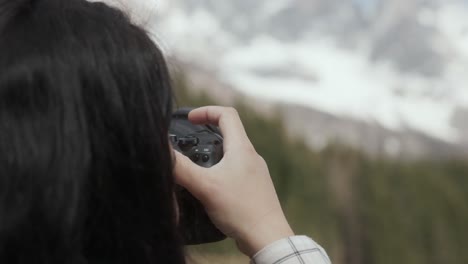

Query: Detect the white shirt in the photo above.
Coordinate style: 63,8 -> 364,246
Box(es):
251,236 -> 331,264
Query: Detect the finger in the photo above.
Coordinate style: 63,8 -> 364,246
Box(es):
188,106 -> 253,152
173,151 -> 211,200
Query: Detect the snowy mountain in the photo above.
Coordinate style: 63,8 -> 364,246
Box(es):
115,0 -> 468,157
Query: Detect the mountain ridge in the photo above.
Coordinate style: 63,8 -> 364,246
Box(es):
173,60 -> 467,159
120,0 -> 468,157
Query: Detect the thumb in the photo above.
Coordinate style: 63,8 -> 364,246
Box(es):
173,151 -> 211,201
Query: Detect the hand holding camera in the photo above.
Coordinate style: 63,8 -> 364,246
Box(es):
173,106 -> 294,256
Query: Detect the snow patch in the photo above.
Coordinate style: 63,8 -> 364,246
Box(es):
221,36 -> 460,142
148,0 -> 468,144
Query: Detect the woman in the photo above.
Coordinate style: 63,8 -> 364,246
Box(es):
0,0 -> 330,263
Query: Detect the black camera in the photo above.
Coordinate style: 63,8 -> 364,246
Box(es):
169,108 -> 226,245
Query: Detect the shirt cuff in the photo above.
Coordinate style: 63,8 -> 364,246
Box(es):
250,236 -> 331,264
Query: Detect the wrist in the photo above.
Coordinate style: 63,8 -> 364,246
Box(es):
235,209 -> 294,257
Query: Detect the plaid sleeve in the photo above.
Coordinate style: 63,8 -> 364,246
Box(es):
250,236 -> 331,264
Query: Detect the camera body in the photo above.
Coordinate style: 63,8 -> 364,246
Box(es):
170,108 -> 226,245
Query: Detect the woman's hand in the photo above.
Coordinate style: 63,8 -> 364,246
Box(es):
173,106 -> 294,257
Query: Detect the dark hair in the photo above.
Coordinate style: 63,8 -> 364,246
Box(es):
0,0 -> 185,263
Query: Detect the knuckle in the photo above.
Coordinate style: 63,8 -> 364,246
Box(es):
238,142 -> 255,151
237,144 -> 257,158
257,155 -> 267,166
256,155 -> 268,170
245,145 -> 258,156
226,107 -> 239,116
244,150 -> 266,167
246,157 -> 268,175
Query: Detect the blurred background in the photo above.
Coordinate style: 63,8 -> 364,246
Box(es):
119,0 -> 467,263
